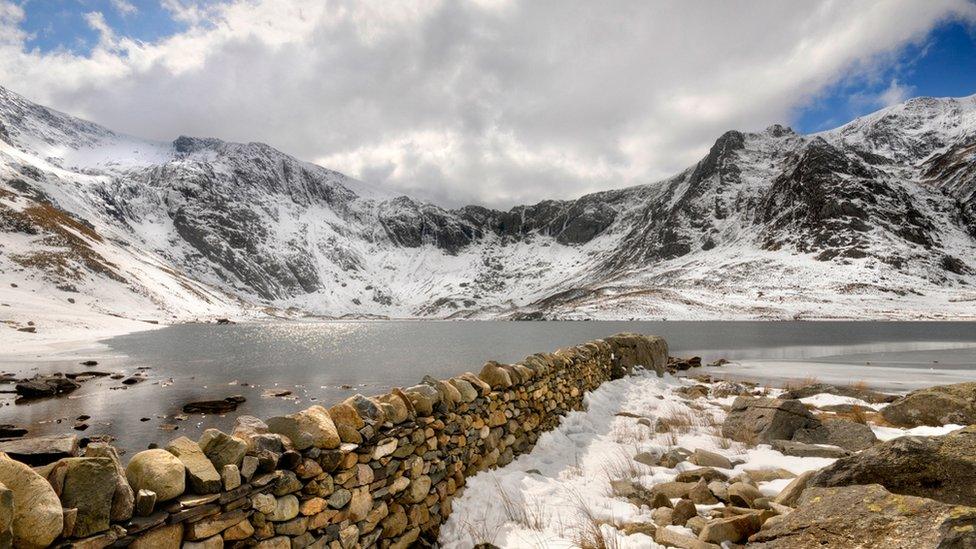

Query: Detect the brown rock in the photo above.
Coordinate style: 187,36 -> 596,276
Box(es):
751,484 -> 976,548
129,523 -> 183,549
808,425 -> 976,505
700,513 -> 762,544
880,382 -> 976,427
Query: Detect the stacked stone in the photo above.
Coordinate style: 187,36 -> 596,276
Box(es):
0,333 -> 667,548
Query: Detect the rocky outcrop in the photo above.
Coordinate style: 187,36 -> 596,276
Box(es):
722,396 -> 823,444
750,484 -> 976,548
880,381 -> 976,427
808,425 -> 976,506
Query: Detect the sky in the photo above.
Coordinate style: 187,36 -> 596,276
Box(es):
1,1 -> 975,209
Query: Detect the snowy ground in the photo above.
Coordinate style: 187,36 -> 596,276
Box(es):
437,369 -> 960,548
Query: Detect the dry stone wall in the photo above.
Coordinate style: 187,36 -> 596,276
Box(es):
0,333 -> 668,549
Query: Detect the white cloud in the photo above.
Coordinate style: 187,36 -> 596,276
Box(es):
0,0 -> 974,207
110,0 -> 137,17
878,78 -> 916,106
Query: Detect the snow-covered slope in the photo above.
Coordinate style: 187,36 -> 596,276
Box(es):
2,85 -> 976,341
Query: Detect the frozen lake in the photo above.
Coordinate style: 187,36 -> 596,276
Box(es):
2,320 -> 974,455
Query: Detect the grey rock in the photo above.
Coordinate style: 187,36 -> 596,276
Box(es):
0,434 -> 78,466
722,397 -> 823,444
771,439 -> 851,459
793,418 -> 877,451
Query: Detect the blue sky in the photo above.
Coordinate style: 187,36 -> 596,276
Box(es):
20,0 -> 188,52
796,20 -> 976,132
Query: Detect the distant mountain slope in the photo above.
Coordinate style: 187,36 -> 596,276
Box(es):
2,85 -> 975,336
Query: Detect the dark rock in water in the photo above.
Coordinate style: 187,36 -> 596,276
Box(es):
0,434 -> 79,465
182,396 -> 246,414
16,326 -> 35,333
215,318 -> 233,324
122,374 -> 147,385
722,396 -> 823,444
750,484 -> 976,548
0,424 -> 27,438
15,376 -> 81,398
80,360 -> 98,366
781,383 -> 897,404
880,382 -> 976,427
808,425 -> 976,506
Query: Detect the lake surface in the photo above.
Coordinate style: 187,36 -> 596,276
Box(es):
2,321 -> 975,455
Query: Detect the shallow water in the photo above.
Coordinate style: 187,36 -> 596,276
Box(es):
1,320 -> 974,455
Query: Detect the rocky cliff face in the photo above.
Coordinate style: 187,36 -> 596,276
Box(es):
2,85 -> 975,322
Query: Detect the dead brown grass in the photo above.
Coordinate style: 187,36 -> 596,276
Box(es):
781,376 -> 820,392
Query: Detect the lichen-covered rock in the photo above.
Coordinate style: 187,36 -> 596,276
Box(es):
198,429 -> 247,469
344,394 -> 387,424
449,378 -> 478,402
166,436 -> 222,494
479,361 -> 513,389
722,396 -> 823,444
267,495 -> 299,522
83,442 -> 134,522
125,449 -> 186,501
880,382 -> 976,427
402,384 -> 440,416
808,425 -> 976,505
0,452 -> 63,548
129,523 -> 182,549
266,406 -> 340,450
422,375 -> 461,408
328,402 -> 365,443
750,484 -> 976,548
54,457 -> 118,537
375,393 -> 410,423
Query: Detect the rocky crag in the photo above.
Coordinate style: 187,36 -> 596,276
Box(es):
0,333 -> 668,548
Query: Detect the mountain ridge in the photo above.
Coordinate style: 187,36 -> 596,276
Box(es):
1,84 -> 975,337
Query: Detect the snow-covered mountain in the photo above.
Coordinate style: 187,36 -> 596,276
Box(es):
2,85 -> 976,338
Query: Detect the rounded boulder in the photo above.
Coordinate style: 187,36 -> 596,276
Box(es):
125,449 -> 186,501
0,453 -> 63,548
